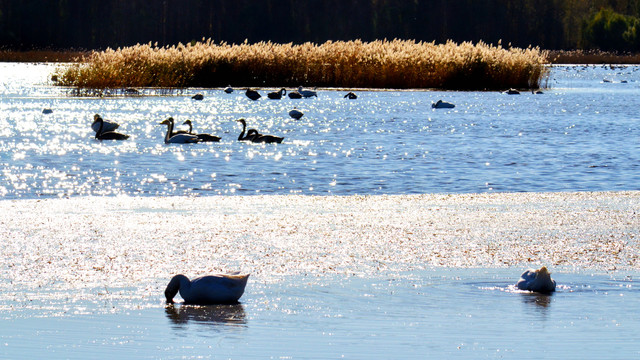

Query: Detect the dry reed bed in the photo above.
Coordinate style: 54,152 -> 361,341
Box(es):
54,39 -> 548,91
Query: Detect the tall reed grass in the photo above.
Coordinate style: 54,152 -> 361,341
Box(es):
54,39 -> 549,91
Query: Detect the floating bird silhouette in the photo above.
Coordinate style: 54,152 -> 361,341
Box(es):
237,119 -> 284,143
516,266 -> 556,294
268,88 -> 287,99
42,108 -> 53,114
224,85 -> 234,94
91,114 -> 119,133
288,108 -> 304,120
245,88 -> 261,100
191,93 -> 204,100
298,86 -> 317,98
288,90 -> 302,99
504,88 -> 520,95
431,100 -> 455,109
165,272 -> 250,305
182,119 -> 221,142
344,92 -> 357,99
94,115 -> 129,140
160,117 -> 200,144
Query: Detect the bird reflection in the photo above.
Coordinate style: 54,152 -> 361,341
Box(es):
520,292 -> 553,308
165,303 -> 247,327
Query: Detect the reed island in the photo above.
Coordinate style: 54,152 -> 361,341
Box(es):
54,39 -> 548,91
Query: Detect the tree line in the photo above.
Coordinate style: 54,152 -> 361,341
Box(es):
2,0 -> 640,51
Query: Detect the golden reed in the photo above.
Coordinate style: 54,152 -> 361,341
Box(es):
54,39 -> 549,90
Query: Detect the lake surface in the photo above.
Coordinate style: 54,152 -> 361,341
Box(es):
0,63 -> 638,199
0,64 -> 639,359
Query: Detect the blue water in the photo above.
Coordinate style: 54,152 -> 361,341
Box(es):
1,63 -> 639,199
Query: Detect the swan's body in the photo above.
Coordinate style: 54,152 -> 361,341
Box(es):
516,266 -> 556,294
504,88 -> 520,95
344,92 -> 357,99
191,93 -> 204,100
298,86 -> 317,98
432,100 -> 455,109
237,119 -> 284,143
289,108 -> 304,120
94,115 -> 129,140
160,118 -> 200,144
92,114 -> 119,133
183,119 -> 221,142
288,90 -> 302,99
224,86 -> 234,94
165,273 -> 249,305
42,108 -> 53,114
268,88 -> 286,99
245,88 -> 261,100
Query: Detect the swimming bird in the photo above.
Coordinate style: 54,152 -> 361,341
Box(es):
94,116 -> 129,140
516,266 -> 556,294
91,114 -> 119,133
42,108 -> 53,114
165,273 -> 250,305
160,118 -> 200,144
182,119 -> 221,142
288,108 -> 304,120
344,92 -> 357,99
237,119 -> 284,143
268,88 -> 287,99
191,93 -> 204,100
504,88 -> 520,95
298,86 -> 317,98
245,88 -> 261,101
288,90 -> 302,99
224,86 -> 234,94
431,100 -> 455,109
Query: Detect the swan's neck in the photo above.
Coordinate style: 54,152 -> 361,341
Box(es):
238,122 -> 246,140
164,120 -> 174,143
95,118 -> 104,138
165,274 -> 191,302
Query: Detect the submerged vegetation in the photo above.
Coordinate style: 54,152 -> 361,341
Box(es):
54,39 -> 549,91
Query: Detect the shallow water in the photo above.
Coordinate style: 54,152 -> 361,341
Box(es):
0,63 -> 639,198
3,270 -> 640,359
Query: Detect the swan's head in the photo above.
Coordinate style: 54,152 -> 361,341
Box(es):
236,118 -> 247,126
93,114 -> 102,121
160,118 -> 173,126
182,119 -> 192,126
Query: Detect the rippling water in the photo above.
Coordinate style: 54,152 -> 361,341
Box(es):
1,63 -> 639,199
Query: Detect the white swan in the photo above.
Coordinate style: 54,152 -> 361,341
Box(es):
160,118 -> 200,144
165,273 -> 250,304
431,100 -> 455,109
91,114 -> 119,133
288,107 -> 304,120
516,266 -> 556,293
298,86 -> 317,98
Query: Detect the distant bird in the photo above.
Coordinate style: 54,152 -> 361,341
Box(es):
165,273 -> 250,305
237,118 -> 284,143
504,88 -> 520,95
94,115 -> 129,140
42,108 -> 53,114
245,88 -> 261,101
288,108 -> 304,120
91,114 -> 119,133
287,90 -> 302,99
268,88 -> 287,99
191,93 -> 204,100
160,117 -> 200,144
344,92 -> 357,99
516,266 -> 556,294
182,119 -> 221,142
298,86 -> 317,98
431,100 -> 455,109
532,89 -> 544,94
224,85 -> 234,93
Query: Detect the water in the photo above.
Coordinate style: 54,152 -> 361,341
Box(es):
0,63 -> 639,199
1,63 -> 639,359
